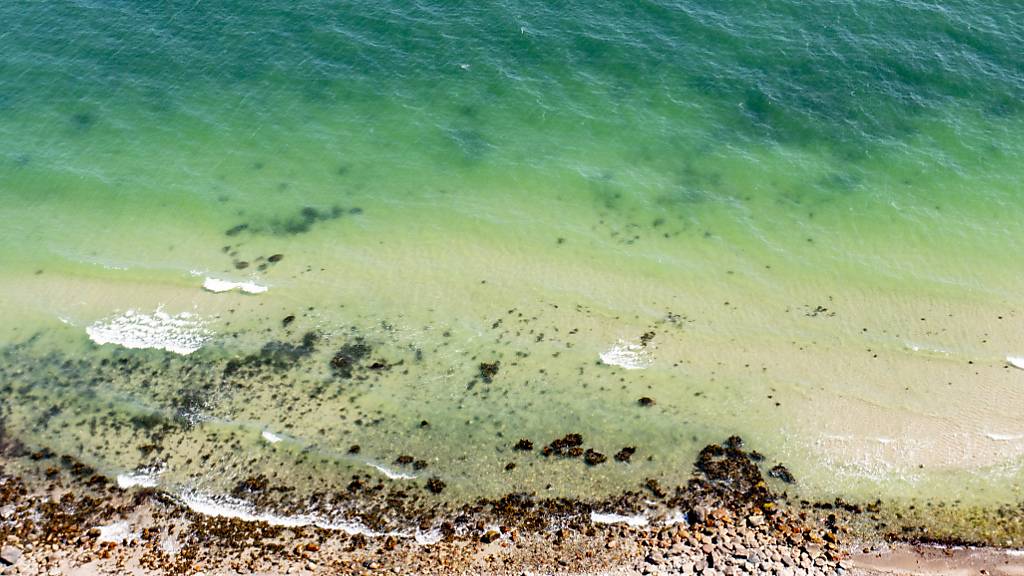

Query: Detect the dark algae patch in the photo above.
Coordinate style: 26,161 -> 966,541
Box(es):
329,339 -> 372,379
225,206 -> 362,238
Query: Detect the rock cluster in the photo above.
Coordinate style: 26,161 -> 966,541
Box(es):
0,436 -> 860,575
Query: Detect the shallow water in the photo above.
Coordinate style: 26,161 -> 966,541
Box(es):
1,1 -> 1023,520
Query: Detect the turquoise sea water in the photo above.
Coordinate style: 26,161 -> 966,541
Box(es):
1,1 -> 1024,529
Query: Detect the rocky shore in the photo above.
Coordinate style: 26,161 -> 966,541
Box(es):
1,432 -> 1022,576
0,433 -> 848,576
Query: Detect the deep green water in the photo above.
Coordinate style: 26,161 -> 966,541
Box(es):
2,1 -> 1024,532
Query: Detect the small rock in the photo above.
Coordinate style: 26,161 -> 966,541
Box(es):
614,446 -> 636,462
479,361 -> 500,382
689,506 -> 708,524
426,477 -> 446,494
583,448 -> 607,465
0,547 -> 20,567
513,439 -> 533,451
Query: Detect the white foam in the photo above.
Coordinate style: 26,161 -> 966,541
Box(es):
599,340 -> 651,370
95,521 -> 134,543
368,463 -> 417,480
178,491 -> 404,537
86,309 -> 210,355
662,511 -> 689,526
261,430 -> 283,444
1007,356 -> 1024,370
117,472 -> 160,489
414,528 -> 444,545
161,534 -> 182,556
116,464 -> 164,489
590,512 -> 649,527
202,277 -> 268,295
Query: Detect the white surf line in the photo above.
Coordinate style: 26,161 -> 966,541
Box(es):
177,490 -> 408,538
86,308 -> 211,355
590,511 -> 649,527
116,462 -> 166,489
117,471 -> 161,489
414,528 -> 444,545
201,277 -> 268,294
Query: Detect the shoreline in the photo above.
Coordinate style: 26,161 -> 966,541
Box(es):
2,433 -> 1023,575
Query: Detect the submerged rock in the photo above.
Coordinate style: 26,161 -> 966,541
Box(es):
513,439 -> 534,451
614,446 -> 636,462
426,478 -> 446,494
769,464 -> 796,484
542,434 -> 584,458
478,361 -> 500,382
584,449 -> 607,466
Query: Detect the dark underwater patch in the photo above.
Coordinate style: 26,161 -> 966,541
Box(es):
224,205 -> 359,238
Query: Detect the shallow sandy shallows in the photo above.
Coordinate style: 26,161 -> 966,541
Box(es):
2,262 -> 1023,508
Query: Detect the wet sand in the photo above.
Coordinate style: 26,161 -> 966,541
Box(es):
850,545 -> 1024,576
